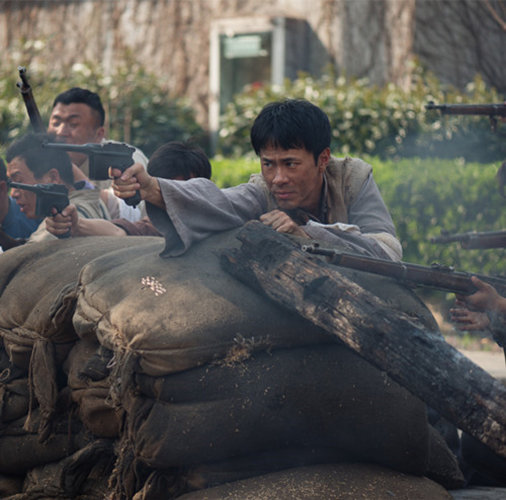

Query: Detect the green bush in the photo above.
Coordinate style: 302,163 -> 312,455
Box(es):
218,64 -> 506,162
211,155 -> 506,277
0,49 -> 205,157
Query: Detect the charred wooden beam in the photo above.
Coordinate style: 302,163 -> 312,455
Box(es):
220,221 -> 506,458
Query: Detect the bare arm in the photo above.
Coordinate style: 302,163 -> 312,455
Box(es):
46,204 -> 127,237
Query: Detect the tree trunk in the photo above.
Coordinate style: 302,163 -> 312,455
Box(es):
220,221 -> 506,458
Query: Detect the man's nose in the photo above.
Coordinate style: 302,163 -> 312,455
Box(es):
53,122 -> 70,136
272,167 -> 288,184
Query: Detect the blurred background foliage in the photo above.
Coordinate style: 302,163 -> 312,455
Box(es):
0,47 -> 205,157
218,62 -> 506,162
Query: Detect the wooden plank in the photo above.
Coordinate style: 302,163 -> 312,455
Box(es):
220,221 -> 506,458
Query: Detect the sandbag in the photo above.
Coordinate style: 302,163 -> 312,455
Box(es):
64,338 -> 122,438
0,377 -> 30,424
174,463 -> 452,500
13,439 -> 114,500
0,411 -> 90,474
125,344 -> 429,475
73,228 -> 437,377
0,236 -> 159,370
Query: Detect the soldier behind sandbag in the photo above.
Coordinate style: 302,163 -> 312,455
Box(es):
6,132 -> 110,243
0,157 -> 40,251
47,87 -> 148,221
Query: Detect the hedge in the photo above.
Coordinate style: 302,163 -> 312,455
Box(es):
218,64 -> 506,163
0,52 -> 205,157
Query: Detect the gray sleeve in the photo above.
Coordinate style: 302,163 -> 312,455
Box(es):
348,173 -> 397,236
303,224 -> 392,259
303,173 -> 402,260
147,178 -> 267,256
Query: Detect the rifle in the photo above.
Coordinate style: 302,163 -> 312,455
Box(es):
425,101 -> 506,131
42,142 -> 140,206
431,230 -> 506,250
8,181 -> 70,238
301,243 -> 506,296
16,66 -> 45,133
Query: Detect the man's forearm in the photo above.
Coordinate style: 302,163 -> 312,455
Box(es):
142,178 -> 165,209
75,218 -> 127,237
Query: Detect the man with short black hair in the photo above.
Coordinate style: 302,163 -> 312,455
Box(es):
0,157 -> 39,250
111,99 -> 401,260
6,132 -> 110,242
48,87 -> 148,220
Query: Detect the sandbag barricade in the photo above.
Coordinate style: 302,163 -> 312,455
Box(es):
69,228 -> 463,498
0,236 -> 161,497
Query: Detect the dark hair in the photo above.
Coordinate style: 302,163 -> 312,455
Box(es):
6,132 -> 74,185
52,87 -> 105,126
0,157 -> 6,182
147,141 -> 211,180
250,99 -> 331,162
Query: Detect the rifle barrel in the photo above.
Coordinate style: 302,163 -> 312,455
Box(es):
302,244 -> 506,296
425,101 -> 506,117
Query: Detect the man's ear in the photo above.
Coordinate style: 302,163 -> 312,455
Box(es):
94,126 -> 105,143
317,147 -> 331,173
0,180 -> 7,195
41,168 -> 62,184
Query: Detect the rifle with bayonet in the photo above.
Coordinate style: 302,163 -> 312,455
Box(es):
8,181 -> 70,238
431,229 -> 506,249
301,243 -> 506,296
425,101 -> 506,131
42,141 -> 140,206
16,66 -> 45,133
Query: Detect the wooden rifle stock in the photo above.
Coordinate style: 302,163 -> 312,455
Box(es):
302,244 -> 506,296
17,66 -> 45,132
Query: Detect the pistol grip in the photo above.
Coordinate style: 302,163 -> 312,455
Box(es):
125,190 -> 142,207
57,229 -> 71,239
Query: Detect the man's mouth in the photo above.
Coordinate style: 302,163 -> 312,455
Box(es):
273,191 -> 293,200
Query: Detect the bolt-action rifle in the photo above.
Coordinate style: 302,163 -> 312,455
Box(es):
425,101 -> 506,131
8,181 -> 70,238
16,66 -> 45,133
42,142 -> 140,207
431,230 -> 506,250
301,243 -> 506,296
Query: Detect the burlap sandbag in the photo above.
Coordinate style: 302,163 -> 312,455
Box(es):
0,410 -> 91,475
64,338 -> 122,438
0,236 -> 159,439
126,344 -> 429,475
11,439 -> 115,500
0,377 -> 30,424
174,463 -> 452,500
0,236 -> 160,371
73,228 -> 437,377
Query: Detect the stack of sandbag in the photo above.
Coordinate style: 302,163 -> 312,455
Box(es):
0,236 -> 161,498
70,228 -> 464,499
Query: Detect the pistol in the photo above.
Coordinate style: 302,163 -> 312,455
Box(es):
42,141 -> 141,206
8,181 -> 70,238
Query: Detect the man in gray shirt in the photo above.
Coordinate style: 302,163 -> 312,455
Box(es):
111,99 -> 402,260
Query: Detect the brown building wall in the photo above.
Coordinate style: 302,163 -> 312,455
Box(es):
0,0 -> 416,126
